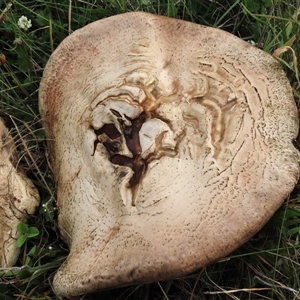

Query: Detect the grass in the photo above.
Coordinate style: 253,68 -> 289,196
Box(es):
0,0 -> 300,299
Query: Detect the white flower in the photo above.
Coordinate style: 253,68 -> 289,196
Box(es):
13,37 -> 23,45
17,16 -> 32,31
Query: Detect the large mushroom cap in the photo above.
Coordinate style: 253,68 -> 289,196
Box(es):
0,119 -> 40,267
39,12 -> 299,298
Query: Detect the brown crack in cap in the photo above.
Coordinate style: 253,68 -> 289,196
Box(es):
0,119 -> 40,267
39,12 -> 300,298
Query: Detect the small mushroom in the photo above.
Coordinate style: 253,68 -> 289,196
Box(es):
39,12 -> 300,298
0,119 -> 40,267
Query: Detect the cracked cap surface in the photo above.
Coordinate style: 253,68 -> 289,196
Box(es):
39,12 -> 300,298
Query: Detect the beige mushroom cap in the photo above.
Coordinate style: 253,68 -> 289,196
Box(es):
39,12 -> 299,298
0,119 -> 40,267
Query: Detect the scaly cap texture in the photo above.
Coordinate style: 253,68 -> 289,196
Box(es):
39,12 -> 299,298
0,119 -> 40,267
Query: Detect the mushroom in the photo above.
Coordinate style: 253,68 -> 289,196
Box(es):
0,119 -> 40,267
39,12 -> 300,298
